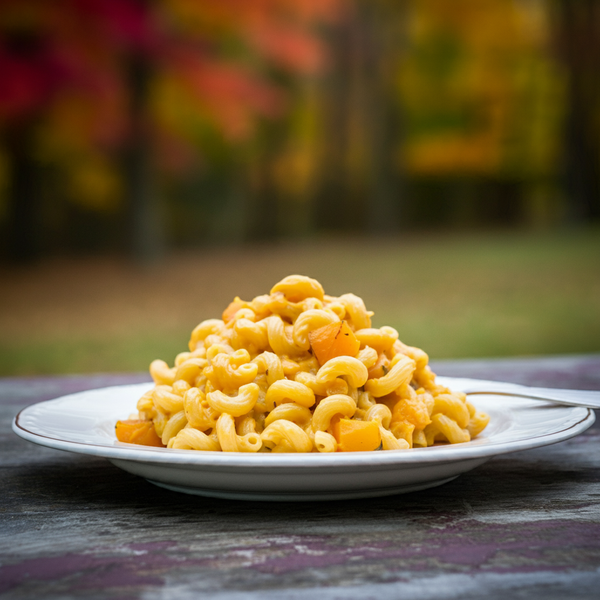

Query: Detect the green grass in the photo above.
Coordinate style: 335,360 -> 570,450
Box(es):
1,227 -> 599,375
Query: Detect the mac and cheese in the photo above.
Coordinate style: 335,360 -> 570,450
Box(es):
116,275 -> 489,452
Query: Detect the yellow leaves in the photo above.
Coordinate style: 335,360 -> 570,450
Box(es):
399,0 -> 559,178
65,153 -> 123,212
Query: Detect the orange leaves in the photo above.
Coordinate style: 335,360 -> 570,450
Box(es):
0,0 -> 339,139
246,24 -> 326,74
0,0 -> 341,212
170,53 -> 285,140
161,0 -> 341,140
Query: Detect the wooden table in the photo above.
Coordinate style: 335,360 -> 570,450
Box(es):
1,355 -> 599,599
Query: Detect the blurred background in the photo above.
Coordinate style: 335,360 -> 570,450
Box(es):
0,0 -> 599,375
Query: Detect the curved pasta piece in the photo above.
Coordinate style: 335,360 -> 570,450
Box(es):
295,371 -> 349,397
264,379 -> 316,410
264,403 -> 313,428
300,298 -> 324,311
433,394 -> 470,429
298,356 -> 320,373
137,390 -> 155,419
175,358 -> 207,386
237,415 -> 258,435
212,350 -> 258,391
172,380 -> 191,396
365,355 -> 415,397
249,294 -> 271,318
150,360 -> 176,386
412,428 -> 427,447
153,387 -> 184,414
323,298 -> 346,320
466,400 -> 477,418
207,383 -> 260,417
271,439 -> 295,453
271,275 -> 324,302
206,343 -> 234,363
467,409 -> 490,438
161,410 -> 188,445
168,427 -> 221,451
266,315 -> 303,356
281,358 -> 301,378
364,403 -> 392,429
216,413 -> 262,452
183,388 -> 205,426
428,413 -> 470,444
227,307 -> 256,325
355,327 -> 398,352
235,318 -> 268,349
252,351 -> 284,386
379,426 -> 410,450
261,419 -> 313,453
412,365 -> 436,389
222,298 -> 248,323
357,346 -> 378,369
183,388 -> 219,430
339,293 -> 371,330
152,412 -> 168,437
357,390 -> 376,410
316,356 -> 369,388
175,352 -> 191,366
311,394 -> 356,431
314,431 -> 338,453
393,341 -> 429,371
189,319 -> 224,351
293,309 -> 340,350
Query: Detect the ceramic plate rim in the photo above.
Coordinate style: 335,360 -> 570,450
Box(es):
12,377 -> 595,468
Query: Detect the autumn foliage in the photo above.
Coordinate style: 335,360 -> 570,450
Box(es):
0,0 -> 340,207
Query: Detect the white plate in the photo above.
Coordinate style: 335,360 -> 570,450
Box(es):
12,377 -> 595,501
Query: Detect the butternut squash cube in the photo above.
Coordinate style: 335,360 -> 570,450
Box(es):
309,320 -> 360,366
331,418 -> 382,452
115,419 -> 165,447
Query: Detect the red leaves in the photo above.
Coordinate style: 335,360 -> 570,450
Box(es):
172,50 -> 285,139
0,0 -> 340,155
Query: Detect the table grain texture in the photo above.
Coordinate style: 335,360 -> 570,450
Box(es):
1,355 -> 599,600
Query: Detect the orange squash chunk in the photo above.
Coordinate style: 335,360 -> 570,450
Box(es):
309,320 -> 360,366
392,397 -> 431,430
331,418 -> 382,452
367,353 -> 391,379
222,298 -> 246,323
115,420 -> 165,447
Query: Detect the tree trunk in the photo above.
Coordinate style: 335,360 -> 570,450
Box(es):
359,0 -> 407,234
244,128 -> 281,242
556,0 -> 600,222
5,124 -> 43,263
123,52 -> 164,263
311,6 -> 355,232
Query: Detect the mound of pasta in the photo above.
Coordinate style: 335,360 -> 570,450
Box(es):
116,275 -> 489,452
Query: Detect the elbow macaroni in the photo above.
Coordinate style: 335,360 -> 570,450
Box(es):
120,275 -> 489,452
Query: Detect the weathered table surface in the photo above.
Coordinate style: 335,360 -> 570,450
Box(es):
1,355 -> 599,599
